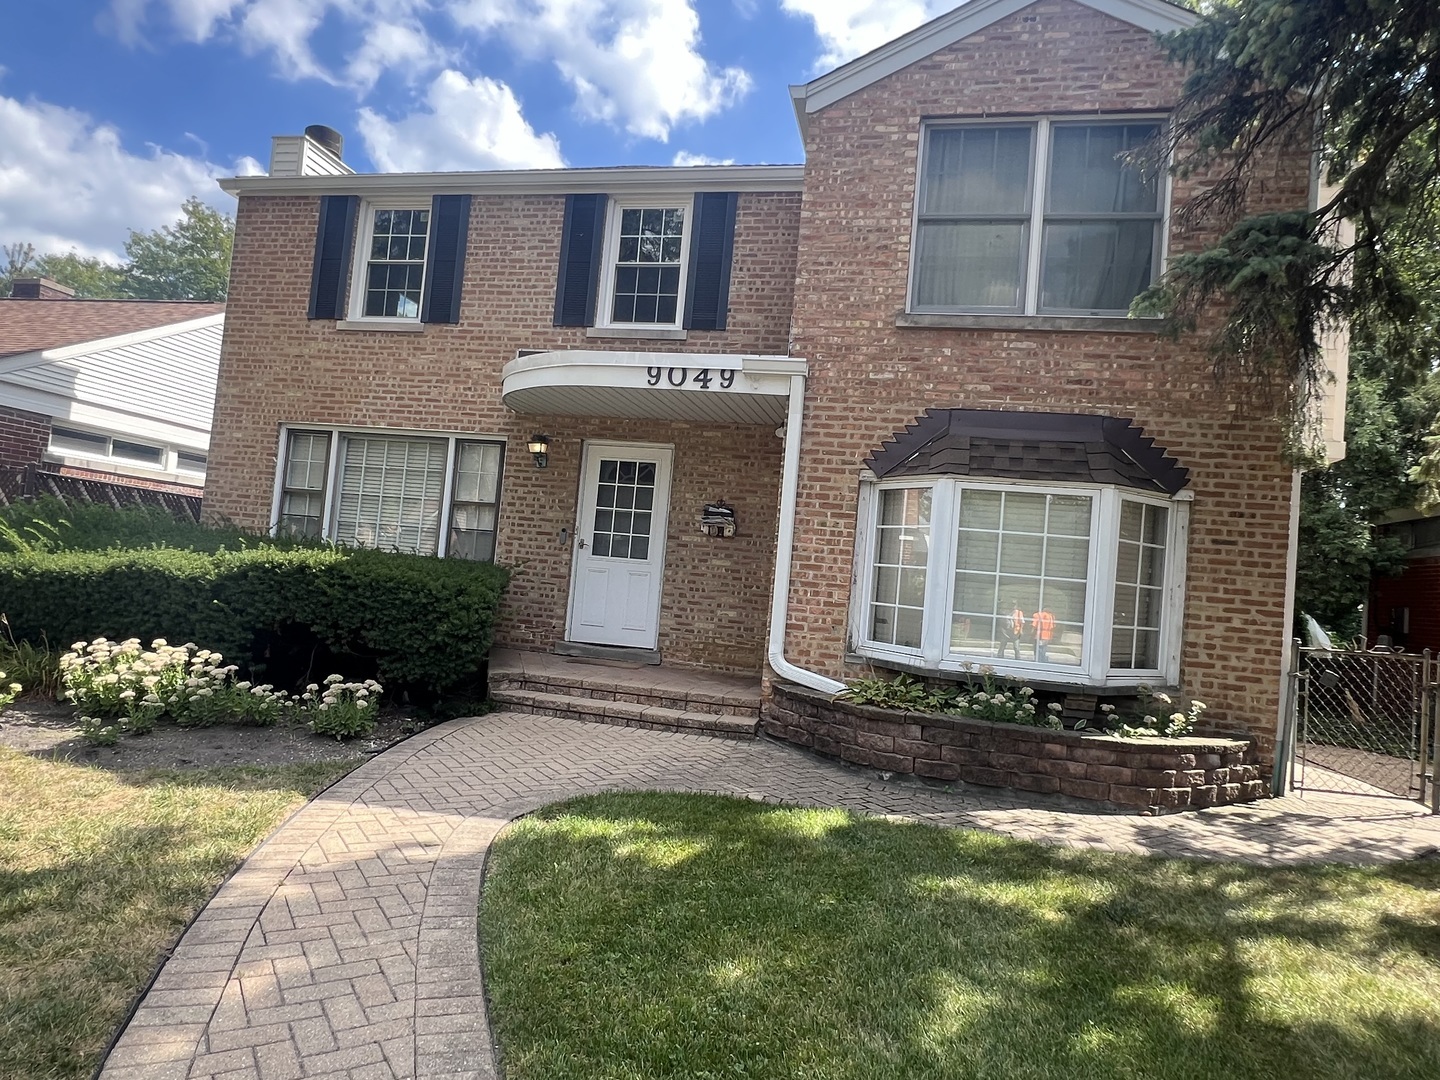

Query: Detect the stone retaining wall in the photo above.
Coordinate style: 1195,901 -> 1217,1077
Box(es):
765,683 -> 1268,815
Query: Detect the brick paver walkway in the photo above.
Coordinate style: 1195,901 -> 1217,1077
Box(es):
101,711 -> 1440,1080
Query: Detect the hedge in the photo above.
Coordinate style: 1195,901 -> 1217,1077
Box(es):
0,545 -> 510,700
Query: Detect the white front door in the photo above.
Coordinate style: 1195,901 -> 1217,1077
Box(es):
566,442 -> 673,649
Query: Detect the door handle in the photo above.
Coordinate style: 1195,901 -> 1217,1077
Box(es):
578,538 -> 587,549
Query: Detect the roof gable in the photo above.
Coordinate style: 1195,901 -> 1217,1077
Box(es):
792,0 -> 1197,122
0,299 -> 225,358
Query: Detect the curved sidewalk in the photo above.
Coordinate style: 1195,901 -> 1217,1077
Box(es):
101,711 -> 1440,1080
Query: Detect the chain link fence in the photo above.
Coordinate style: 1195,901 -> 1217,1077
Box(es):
1293,647 -> 1438,809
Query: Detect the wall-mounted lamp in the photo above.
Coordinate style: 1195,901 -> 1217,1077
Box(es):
527,433 -> 550,469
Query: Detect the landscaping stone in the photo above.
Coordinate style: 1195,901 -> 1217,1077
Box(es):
766,683 -> 1268,815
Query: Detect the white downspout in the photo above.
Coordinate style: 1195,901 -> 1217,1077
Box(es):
767,373 -> 847,695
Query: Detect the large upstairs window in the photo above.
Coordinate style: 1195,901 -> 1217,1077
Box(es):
911,118 -> 1164,317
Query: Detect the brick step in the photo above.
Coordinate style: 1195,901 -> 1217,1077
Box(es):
490,688 -> 757,740
488,673 -> 760,719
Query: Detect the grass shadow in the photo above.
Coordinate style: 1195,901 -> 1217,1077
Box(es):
481,792 -> 1440,1080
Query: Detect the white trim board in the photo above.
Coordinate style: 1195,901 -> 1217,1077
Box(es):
220,164 -> 805,200
790,0 -> 1197,128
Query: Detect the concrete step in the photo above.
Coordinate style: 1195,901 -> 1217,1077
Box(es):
488,673 -> 760,719
490,687 -> 758,740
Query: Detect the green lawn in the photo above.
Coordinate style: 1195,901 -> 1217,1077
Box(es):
0,750 -> 359,1080
482,792 -> 1440,1080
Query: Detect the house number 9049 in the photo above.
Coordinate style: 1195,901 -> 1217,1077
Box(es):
646,366 -> 736,390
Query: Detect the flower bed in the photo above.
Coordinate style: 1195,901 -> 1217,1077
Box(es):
764,683 -> 1267,815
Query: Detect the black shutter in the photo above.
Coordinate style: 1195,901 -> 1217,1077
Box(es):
683,192 -> 738,331
553,193 -> 608,327
307,195 -> 358,320
421,194 -> 471,325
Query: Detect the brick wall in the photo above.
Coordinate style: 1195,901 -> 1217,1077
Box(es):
205,190 -> 799,673
784,0 -> 1310,756
0,404 -> 49,468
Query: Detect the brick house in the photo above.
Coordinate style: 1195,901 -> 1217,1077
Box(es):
206,0 -> 1338,765
1,277 -> 224,493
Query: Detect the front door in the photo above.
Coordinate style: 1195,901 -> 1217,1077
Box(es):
566,442 -> 673,649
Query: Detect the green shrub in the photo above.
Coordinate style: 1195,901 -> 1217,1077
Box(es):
841,670 -> 1061,729
0,497 -> 286,554
1,547 -> 509,701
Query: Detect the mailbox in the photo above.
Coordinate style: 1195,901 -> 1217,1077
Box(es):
701,501 -> 736,538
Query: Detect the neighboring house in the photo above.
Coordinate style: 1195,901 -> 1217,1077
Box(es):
1369,511 -> 1440,653
0,277 -> 224,493
206,0 -> 1340,762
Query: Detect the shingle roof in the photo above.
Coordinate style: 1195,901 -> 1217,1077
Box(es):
0,299 -> 225,358
865,409 -> 1190,494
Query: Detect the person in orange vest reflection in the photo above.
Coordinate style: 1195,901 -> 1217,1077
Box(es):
998,599 -> 1026,659
1032,606 -> 1056,663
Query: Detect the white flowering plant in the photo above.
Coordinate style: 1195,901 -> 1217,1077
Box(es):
60,636 -> 381,743
1093,688 -> 1206,738
842,668 -> 1060,729
0,670 -> 21,711
299,675 -> 382,740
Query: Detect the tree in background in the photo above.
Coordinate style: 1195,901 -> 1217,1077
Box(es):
2,197 -> 232,301
1137,0 -> 1440,637
121,197 -> 233,302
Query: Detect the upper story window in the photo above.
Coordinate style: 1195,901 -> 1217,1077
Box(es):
599,202 -> 691,328
553,192 -> 736,333
910,119 -> 1164,317
274,426 -> 503,561
352,203 -> 431,320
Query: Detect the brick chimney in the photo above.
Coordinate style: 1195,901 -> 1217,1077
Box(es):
8,277 -> 76,300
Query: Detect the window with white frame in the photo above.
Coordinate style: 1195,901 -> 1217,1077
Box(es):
351,204 -> 431,320
274,428 -> 503,560
47,424 -> 192,475
911,118 -> 1164,316
856,478 -> 1182,684
599,202 -> 690,327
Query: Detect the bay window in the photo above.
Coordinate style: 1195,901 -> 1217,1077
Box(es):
274,427 -> 503,560
855,478 -> 1185,685
910,117 -> 1165,316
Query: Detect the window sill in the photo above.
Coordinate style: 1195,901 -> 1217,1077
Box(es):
335,319 -> 425,333
586,326 -> 689,342
896,313 -> 1165,334
845,650 -> 1165,695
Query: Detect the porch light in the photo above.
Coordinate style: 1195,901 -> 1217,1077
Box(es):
527,434 -> 550,468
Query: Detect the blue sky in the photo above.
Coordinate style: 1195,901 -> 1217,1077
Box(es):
0,0 -> 950,260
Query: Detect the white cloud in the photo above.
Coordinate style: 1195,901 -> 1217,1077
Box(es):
451,0 -> 751,141
357,70 -> 565,172
0,92 -> 245,260
781,0 -> 941,69
109,0 -> 445,89
111,0 -> 750,149
671,150 -> 733,166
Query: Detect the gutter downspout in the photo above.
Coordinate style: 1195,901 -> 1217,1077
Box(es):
767,373 -> 847,695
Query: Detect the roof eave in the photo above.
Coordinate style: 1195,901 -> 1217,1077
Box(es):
218,163 -> 807,198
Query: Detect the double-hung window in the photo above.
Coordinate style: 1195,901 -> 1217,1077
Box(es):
598,202 -> 690,328
856,478 -> 1183,685
352,204 -> 431,320
274,428 -> 503,560
911,118 -> 1164,316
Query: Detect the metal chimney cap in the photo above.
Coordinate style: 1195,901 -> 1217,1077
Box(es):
304,125 -> 343,159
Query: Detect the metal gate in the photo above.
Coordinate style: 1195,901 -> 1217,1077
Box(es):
1287,646 -> 1439,811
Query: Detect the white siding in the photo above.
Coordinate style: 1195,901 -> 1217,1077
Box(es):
2,321 -> 222,434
